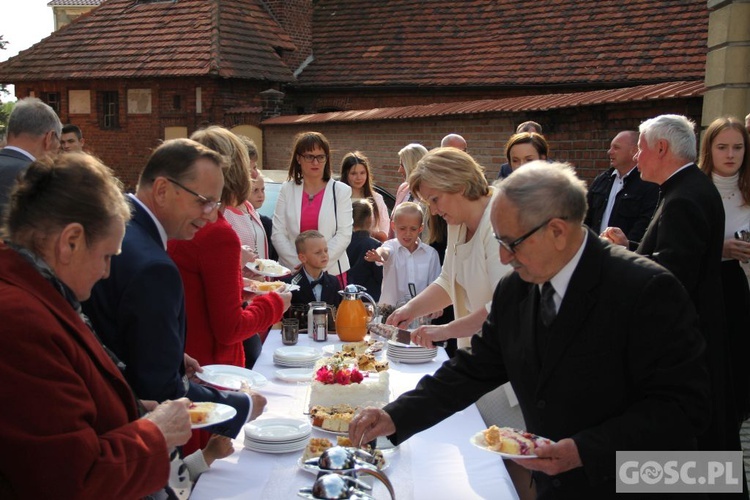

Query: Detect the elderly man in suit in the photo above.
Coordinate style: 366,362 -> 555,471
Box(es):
602,115 -> 743,499
0,97 -> 62,216
350,161 -> 710,499
584,131 -> 659,248
84,139 -> 265,447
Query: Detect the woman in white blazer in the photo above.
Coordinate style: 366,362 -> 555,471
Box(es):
271,132 -> 353,278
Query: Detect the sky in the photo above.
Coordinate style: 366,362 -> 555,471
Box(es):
0,0 -> 55,101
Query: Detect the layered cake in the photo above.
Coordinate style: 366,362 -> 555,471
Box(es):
187,402 -> 215,425
309,356 -> 390,409
309,404 -> 357,433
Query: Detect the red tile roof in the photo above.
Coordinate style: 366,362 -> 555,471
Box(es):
47,0 -> 101,5
1,0 -> 296,82
297,0 -> 708,88
263,81 -> 705,125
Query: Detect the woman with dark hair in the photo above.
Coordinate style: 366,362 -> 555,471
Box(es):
504,132 -> 549,172
699,116 -> 750,424
0,153 -> 192,498
340,151 -> 389,242
272,131 -> 353,284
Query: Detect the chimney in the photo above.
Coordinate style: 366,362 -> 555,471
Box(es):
259,88 -> 285,119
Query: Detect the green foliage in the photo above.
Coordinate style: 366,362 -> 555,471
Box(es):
0,101 -> 14,142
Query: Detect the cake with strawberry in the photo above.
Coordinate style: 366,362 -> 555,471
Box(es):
308,357 -> 390,410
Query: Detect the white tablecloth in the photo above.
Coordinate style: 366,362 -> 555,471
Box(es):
190,331 -> 519,500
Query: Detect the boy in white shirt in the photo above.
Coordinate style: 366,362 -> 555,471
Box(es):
365,202 -> 441,307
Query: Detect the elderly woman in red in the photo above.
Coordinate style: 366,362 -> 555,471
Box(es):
0,153 -> 192,499
168,126 -> 292,369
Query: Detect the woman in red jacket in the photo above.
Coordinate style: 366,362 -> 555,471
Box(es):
0,153 -> 191,499
169,126 -> 291,368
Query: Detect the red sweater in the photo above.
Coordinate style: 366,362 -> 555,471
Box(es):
168,213 -> 284,367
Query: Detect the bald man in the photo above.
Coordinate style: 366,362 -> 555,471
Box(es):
440,133 -> 467,151
584,131 -> 659,249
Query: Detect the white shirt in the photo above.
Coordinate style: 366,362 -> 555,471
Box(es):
543,231 -> 589,312
599,166 -> 636,233
379,238 -> 441,307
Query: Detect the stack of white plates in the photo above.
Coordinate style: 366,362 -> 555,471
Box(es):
244,417 -> 312,454
386,340 -> 438,364
273,346 -> 322,368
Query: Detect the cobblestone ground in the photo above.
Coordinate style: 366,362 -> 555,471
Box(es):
742,419 -> 750,490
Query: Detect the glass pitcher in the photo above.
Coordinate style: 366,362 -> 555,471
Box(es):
336,285 -> 378,342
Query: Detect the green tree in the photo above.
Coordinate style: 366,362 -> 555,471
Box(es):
0,35 -> 7,98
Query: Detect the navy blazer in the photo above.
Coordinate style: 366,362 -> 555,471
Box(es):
84,200 -> 249,437
0,147 -> 33,218
345,230 -> 383,301
384,231 -> 710,498
286,269 -> 342,308
584,167 -> 659,248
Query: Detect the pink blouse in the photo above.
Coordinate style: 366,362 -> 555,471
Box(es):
300,189 -> 325,233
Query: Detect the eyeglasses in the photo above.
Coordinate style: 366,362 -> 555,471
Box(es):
299,154 -> 327,164
495,218 -> 554,254
166,178 -> 221,214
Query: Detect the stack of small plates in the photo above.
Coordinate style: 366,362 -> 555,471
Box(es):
244,417 -> 312,454
273,346 -> 322,368
386,340 -> 438,364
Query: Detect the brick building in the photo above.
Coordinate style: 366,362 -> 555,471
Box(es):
0,0 -> 726,190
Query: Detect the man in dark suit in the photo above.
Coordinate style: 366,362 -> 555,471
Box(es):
0,97 -> 62,217
584,131 -> 658,249
603,115 -> 743,499
350,161 -> 710,499
84,139 -> 263,441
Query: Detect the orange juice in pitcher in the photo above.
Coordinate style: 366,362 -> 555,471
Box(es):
336,285 -> 378,342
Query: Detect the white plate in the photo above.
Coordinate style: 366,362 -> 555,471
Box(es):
274,346 -> 322,360
311,425 -> 348,436
297,456 -> 388,475
244,283 -> 300,294
196,365 -> 268,390
469,431 -> 551,459
245,440 -> 309,454
244,417 -> 312,442
321,343 -> 344,355
191,403 -> 238,429
275,368 -> 314,382
245,260 -> 292,278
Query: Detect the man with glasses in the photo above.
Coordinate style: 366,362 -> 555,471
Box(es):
0,97 -> 62,218
85,139 -> 262,447
350,161 -> 710,499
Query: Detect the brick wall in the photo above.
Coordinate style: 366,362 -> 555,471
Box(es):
18,77 -> 271,191
17,78 -> 702,195
263,97 -> 703,196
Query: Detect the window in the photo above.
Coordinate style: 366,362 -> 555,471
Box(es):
42,92 -> 61,114
173,94 -> 182,111
98,91 -> 119,129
